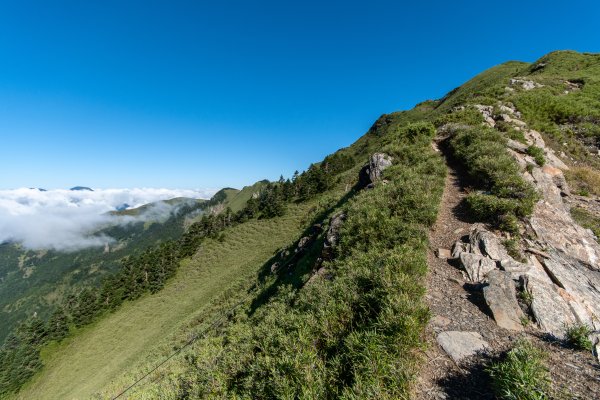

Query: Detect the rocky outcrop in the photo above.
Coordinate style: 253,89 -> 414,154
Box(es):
452,225 -> 508,283
321,212 -> 346,262
469,227 -> 509,261
483,270 -> 524,331
458,252 -> 497,283
510,78 -> 544,91
470,102 -> 600,339
359,153 -> 393,188
473,105 -> 495,126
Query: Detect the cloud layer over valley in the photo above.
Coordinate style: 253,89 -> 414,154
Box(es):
0,188 -> 214,251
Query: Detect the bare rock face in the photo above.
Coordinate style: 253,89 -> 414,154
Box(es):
483,270 -> 524,331
499,258 -> 531,279
453,225 -> 509,282
359,153 -> 393,188
526,276 -> 577,338
492,102 -> 600,339
437,331 -> 489,363
529,167 -> 600,268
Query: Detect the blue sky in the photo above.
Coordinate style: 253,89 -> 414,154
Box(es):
1,0 -> 598,190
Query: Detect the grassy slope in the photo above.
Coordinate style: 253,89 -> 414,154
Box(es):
15,202 -> 311,400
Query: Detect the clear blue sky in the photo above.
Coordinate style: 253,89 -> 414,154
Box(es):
1,0 -> 598,190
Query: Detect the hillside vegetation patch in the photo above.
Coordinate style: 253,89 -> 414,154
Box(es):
446,124 -> 538,233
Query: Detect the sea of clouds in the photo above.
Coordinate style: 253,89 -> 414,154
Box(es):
0,188 -> 214,251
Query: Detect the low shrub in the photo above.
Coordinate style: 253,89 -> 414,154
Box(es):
448,125 -> 538,232
526,145 -> 546,166
565,324 -> 593,351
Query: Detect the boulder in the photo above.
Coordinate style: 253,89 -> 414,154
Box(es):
507,139 -> 529,153
326,212 -> 346,248
483,270 -> 524,331
469,226 -> 509,261
451,240 -> 477,259
437,331 -> 489,363
451,240 -> 467,259
459,252 -> 497,282
473,104 -> 495,126
359,153 -> 393,188
322,212 -> 346,261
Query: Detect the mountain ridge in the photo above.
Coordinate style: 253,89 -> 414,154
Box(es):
3,50 -> 600,399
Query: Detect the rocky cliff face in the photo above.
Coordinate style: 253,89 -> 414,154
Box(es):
471,103 -> 600,342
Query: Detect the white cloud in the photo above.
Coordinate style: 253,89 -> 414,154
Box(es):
0,187 -> 214,251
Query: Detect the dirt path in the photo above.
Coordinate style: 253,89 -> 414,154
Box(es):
415,156 -> 511,400
415,151 -> 600,399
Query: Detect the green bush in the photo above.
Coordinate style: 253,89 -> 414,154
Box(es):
434,108 -> 485,127
526,145 -> 546,166
487,340 -> 551,400
565,324 -> 593,351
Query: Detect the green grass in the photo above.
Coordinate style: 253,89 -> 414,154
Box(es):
487,340 -> 551,400
13,203 -> 311,400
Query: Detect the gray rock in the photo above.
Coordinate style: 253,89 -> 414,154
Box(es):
359,153 -> 393,187
322,212 -> 346,261
510,78 -> 543,91
483,270 -> 524,331
539,250 -> 600,330
473,104 -> 495,126
526,277 -> 577,339
469,226 -> 509,261
507,139 -> 529,153
459,252 -> 497,282
437,331 -> 489,363
499,258 -> 531,279
326,212 -> 346,248
451,240 -> 467,259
